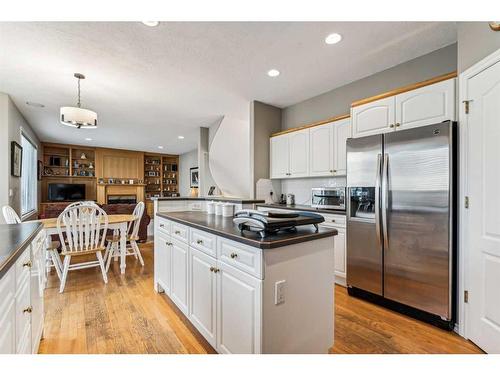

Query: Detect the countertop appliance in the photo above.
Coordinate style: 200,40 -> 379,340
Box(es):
286,193 -> 295,205
233,209 -> 324,238
346,121 -> 456,330
311,187 -> 345,210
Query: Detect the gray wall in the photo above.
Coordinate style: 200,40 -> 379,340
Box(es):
0,94 -> 9,222
282,43 -> 458,130
458,22 -> 500,72
250,101 -> 282,197
198,127 -> 217,197
179,149 -> 198,197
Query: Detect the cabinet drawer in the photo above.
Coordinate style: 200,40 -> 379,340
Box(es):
190,228 -> 217,258
321,213 -> 346,228
171,222 -> 189,243
217,238 -> 263,279
15,248 -> 31,289
157,217 -> 171,236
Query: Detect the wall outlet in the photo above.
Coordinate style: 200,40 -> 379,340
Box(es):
274,280 -> 286,305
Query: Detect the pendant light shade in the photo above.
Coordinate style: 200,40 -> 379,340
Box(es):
60,73 -> 98,129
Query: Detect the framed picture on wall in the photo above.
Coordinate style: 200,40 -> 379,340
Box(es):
190,167 -> 199,188
11,141 -> 22,177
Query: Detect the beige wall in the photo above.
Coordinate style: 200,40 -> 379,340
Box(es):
179,148 -> 198,197
457,22 -> 500,72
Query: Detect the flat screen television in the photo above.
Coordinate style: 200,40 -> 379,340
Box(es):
48,183 -> 86,202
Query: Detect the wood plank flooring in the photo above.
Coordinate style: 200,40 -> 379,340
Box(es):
39,242 -> 482,354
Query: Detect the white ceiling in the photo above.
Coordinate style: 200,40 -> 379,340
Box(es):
0,22 -> 457,154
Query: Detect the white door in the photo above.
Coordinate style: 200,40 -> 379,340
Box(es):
333,227 -> 346,281
170,239 -> 189,314
270,135 -> 289,178
216,262 -> 262,354
154,232 -> 172,295
332,118 -> 351,175
466,59 -> 500,353
189,247 -> 217,347
396,79 -> 456,131
309,123 -> 333,176
288,129 -> 310,178
351,96 -> 395,138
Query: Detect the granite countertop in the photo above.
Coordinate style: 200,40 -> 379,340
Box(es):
153,196 -> 265,204
157,211 -> 336,249
256,203 -> 346,216
0,222 -> 43,279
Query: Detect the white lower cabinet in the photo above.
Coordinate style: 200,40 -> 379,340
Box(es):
170,239 -> 189,315
154,232 -> 172,294
0,269 -> 16,354
188,248 -> 217,347
216,261 -> 262,354
333,227 -> 346,281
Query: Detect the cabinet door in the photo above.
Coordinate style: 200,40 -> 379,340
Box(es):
351,96 -> 395,138
31,239 -> 45,354
333,227 -> 346,281
270,135 -> 289,178
217,262 -> 262,354
332,118 -> 351,176
15,277 -> 31,354
154,232 -> 172,295
288,129 -> 310,178
309,123 -> 333,176
188,248 -> 217,347
0,268 -> 15,354
170,239 -> 189,314
395,78 -> 456,131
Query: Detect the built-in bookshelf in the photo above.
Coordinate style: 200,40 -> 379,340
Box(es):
144,154 -> 179,199
42,144 -> 96,177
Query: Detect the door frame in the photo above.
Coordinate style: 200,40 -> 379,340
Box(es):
458,47 -> 500,338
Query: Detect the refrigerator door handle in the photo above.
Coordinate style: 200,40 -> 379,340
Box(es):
382,153 -> 389,249
375,153 -> 382,248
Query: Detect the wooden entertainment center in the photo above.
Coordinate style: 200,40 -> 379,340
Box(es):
40,142 -> 179,216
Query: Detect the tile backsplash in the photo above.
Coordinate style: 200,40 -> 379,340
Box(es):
281,176 -> 346,205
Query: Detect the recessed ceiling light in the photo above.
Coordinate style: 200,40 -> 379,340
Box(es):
178,136 -> 185,139
85,137 -> 92,141
26,101 -> 45,108
157,146 -> 164,149
325,33 -> 342,45
267,69 -> 280,78
142,21 -> 159,27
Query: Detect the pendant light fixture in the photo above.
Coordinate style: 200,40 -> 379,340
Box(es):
60,73 -> 98,129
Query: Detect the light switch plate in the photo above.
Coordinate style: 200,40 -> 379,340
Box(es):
275,280 -> 286,305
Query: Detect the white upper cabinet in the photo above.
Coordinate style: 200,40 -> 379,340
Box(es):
309,124 -> 333,176
395,78 -> 456,130
270,135 -> 289,179
351,96 -> 395,138
332,118 -> 351,176
288,129 -> 310,178
351,78 -> 456,138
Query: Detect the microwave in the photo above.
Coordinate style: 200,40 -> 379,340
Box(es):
311,187 -> 346,210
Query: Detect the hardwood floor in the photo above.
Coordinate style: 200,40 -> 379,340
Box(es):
39,242 -> 482,354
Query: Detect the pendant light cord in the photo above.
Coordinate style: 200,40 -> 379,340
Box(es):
77,77 -> 81,108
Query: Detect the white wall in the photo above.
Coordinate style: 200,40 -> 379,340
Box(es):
178,149 -> 198,197
0,94 -> 9,223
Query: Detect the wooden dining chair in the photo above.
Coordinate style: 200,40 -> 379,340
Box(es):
105,201 -> 145,272
2,205 -> 21,223
56,204 -> 109,293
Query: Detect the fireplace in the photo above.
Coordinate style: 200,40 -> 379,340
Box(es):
107,195 -> 137,204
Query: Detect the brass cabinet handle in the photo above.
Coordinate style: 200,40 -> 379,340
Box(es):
213,268 -> 220,273
331,219 -> 336,222
159,224 -> 164,228
230,253 -> 238,259
389,124 -> 395,128
165,242 -> 173,246
23,260 -> 32,268
174,230 -> 181,235
210,266 -> 215,272
23,306 -> 32,314
395,123 -> 401,127
329,170 -> 333,173
196,239 -> 204,245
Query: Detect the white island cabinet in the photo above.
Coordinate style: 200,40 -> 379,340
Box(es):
154,211 -> 336,354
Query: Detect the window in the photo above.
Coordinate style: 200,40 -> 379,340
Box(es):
21,133 -> 37,217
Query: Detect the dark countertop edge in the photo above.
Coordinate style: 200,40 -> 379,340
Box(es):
156,212 -> 336,250
153,197 -> 265,204
256,203 -> 346,216
0,223 -> 43,279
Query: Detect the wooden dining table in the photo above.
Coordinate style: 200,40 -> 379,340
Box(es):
29,214 -> 136,277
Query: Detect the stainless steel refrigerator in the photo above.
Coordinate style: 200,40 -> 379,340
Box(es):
346,121 -> 456,329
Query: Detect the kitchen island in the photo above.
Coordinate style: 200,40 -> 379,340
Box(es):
154,210 -> 337,354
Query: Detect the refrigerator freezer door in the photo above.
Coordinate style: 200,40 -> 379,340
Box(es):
346,135 -> 384,295
383,122 -> 452,319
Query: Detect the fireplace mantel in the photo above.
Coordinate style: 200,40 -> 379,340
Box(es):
96,184 -> 145,205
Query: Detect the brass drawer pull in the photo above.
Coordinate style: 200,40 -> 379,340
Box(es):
174,230 -> 181,235
196,239 -> 204,245
395,123 -> 401,127
23,260 -> 32,268
230,253 -> 238,259
165,242 -> 173,246
159,224 -> 164,228
23,306 -> 32,314
213,268 -> 220,273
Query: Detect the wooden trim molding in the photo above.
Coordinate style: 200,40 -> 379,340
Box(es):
270,113 -> 350,138
351,71 -> 458,107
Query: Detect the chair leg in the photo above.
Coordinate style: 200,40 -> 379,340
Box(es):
59,255 -> 71,293
113,242 -> 119,262
105,244 -> 115,272
104,242 -> 111,262
131,241 -> 144,266
96,251 -> 108,284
